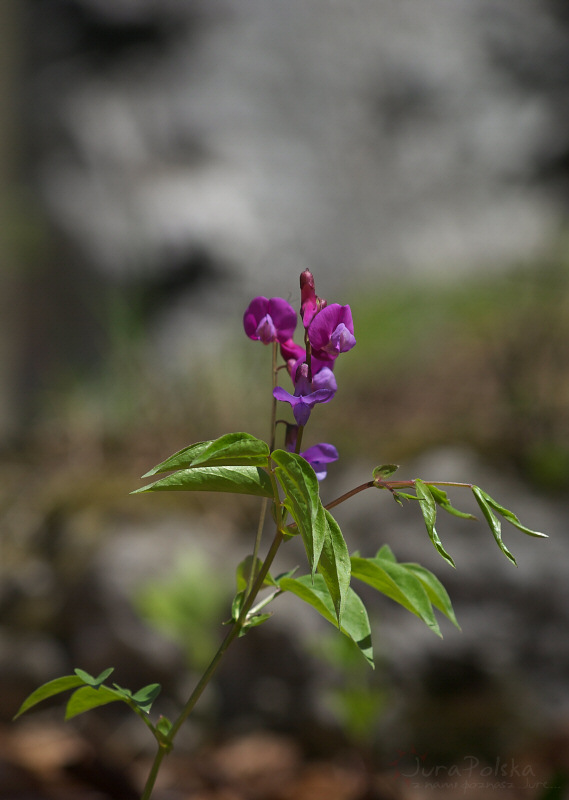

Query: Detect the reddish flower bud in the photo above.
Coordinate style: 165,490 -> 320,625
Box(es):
300,270 -> 326,328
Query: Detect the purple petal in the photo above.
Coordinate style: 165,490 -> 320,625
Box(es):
308,304 -> 355,353
302,443 -> 339,464
312,367 -> 337,393
267,298 -> 297,342
244,297 -> 270,339
292,400 -> 312,426
273,386 -> 296,404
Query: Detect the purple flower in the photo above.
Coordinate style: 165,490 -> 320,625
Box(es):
308,303 -> 356,360
301,443 -> 339,480
273,363 -> 335,426
285,424 -> 339,480
244,296 -> 297,344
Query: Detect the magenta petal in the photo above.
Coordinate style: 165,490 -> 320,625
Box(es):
256,314 -> 277,344
267,298 -> 297,342
244,296 -> 269,339
308,304 -> 354,353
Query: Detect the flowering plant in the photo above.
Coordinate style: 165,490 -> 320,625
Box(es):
14,272 -> 546,799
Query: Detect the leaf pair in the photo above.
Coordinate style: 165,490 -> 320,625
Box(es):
13,668 -> 161,722
132,433 -> 273,498
350,544 -> 459,637
410,479 -> 546,568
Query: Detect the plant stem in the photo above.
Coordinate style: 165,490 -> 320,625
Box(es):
325,481 -> 375,510
140,525 -> 285,800
324,479 -> 475,512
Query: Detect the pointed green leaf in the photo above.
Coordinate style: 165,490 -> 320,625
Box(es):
375,544 -> 397,562
65,685 -> 125,720
13,675 -> 85,719
272,450 -> 327,575
479,491 -> 547,538
472,486 -> 517,565
317,510 -> 351,625
241,613 -> 273,634
132,465 -> 273,498
402,562 -> 460,629
351,555 -> 441,636
415,479 -> 455,568
427,485 -> 477,520
73,667 -> 114,688
278,574 -> 374,667
131,683 -> 161,713
142,433 -> 270,477
235,556 -> 277,592
373,464 -> 400,480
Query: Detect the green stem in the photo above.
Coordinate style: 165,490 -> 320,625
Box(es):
141,522 -> 285,799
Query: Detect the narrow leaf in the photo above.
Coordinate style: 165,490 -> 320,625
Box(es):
403,562 -> 460,629
65,685 -> 124,720
480,491 -> 547,538
375,544 -> 397,562
142,432 -> 270,476
13,675 -> 84,719
272,450 -> 327,575
317,510 -> 351,625
279,574 -> 374,667
472,486 -> 517,565
415,479 -> 455,568
427,485 -> 477,520
132,465 -> 273,498
351,555 -> 441,636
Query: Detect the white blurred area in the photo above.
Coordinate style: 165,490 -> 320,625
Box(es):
29,0 -> 567,294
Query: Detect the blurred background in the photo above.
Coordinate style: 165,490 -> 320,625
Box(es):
2,0 -> 569,798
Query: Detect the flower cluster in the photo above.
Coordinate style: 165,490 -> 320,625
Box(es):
243,271 -> 356,479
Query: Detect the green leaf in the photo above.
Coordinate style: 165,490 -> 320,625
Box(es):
142,432 -> 270,477
373,464 -> 400,480
65,685 -> 125,720
73,667 -> 114,688
272,450 -> 327,575
317,510 -> 351,625
427,485 -> 477,520
350,555 -> 441,636
131,683 -> 162,713
156,716 -> 173,739
235,556 -> 277,592
479,491 -> 547,538
402,562 -> 460,629
241,613 -> 273,635
279,574 -> 374,667
132,465 -> 273,498
375,544 -> 397,562
414,479 -> 455,568
13,675 -> 85,719
231,590 -> 245,622
472,486 -> 517,565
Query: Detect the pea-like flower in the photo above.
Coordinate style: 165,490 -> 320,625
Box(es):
285,424 -> 339,480
308,303 -> 356,360
273,363 -> 335,426
243,296 -> 297,344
